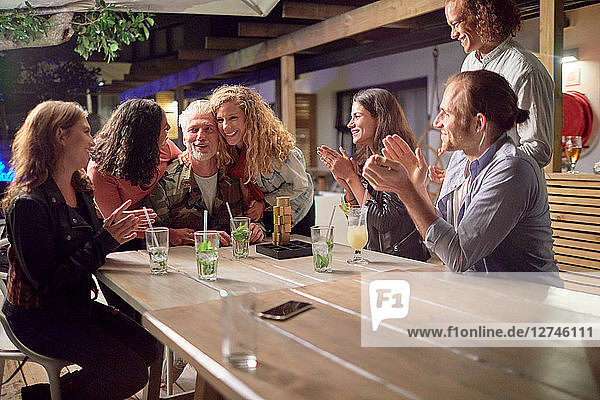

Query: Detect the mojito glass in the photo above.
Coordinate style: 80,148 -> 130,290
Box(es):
310,225 -> 334,272
195,231 -> 220,281
231,216 -> 250,259
145,227 -> 169,275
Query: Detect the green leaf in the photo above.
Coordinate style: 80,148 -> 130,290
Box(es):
142,25 -> 149,39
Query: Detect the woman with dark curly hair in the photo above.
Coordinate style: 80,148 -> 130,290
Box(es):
210,85 -> 314,235
442,0 -> 553,169
2,100 -> 161,400
317,88 -> 429,261
87,99 -> 191,244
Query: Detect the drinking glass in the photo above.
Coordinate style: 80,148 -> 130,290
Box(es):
231,216 -> 250,259
346,206 -> 369,265
221,289 -> 257,370
565,136 -> 582,174
195,231 -> 220,281
310,226 -> 334,272
145,227 -> 169,275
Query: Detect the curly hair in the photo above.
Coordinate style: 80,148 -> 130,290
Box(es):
2,101 -> 92,212
90,99 -> 163,188
209,85 -> 295,183
447,0 -> 521,45
352,88 -> 417,167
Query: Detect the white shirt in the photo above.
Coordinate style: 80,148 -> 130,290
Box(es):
193,172 -> 218,215
461,37 -> 554,168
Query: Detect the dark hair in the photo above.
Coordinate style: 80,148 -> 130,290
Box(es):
447,0 -> 521,44
352,88 -> 417,166
90,99 -> 163,188
447,70 -> 529,136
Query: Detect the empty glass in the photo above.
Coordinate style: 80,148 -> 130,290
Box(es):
221,289 -> 257,370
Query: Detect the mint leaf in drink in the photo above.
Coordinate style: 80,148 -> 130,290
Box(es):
197,240 -> 215,253
326,239 -> 333,252
316,254 -> 329,269
232,225 -> 250,245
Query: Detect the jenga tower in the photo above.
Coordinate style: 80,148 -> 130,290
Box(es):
273,196 -> 292,245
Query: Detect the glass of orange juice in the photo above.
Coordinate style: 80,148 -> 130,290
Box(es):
346,206 -> 369,265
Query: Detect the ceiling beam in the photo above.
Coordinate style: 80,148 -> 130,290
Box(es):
204,36 -> 264,50
282,1 -> 355,20
177,49 -> 230,61
122,0 -> 446,100
238,22 -> 306,37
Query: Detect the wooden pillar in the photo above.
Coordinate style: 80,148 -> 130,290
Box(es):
175,86 -> 185,149
540,0 -> 564,173
280,55 -> 296,136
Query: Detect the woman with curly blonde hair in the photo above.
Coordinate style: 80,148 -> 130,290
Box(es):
210,85 -> 314,234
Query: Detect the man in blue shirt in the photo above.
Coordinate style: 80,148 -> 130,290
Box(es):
363,70 -> 557,276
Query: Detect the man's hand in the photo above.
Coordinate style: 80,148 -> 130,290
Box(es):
382,135 -> 428,188
218,231 -> 232,246
362,155 -> 411,195
246,200 -> 265,221
249,223 -> 264,244
169,228 -> 195,246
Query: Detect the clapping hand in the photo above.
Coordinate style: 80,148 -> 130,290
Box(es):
317,145 -> 358,189
362,155 -> 410,195
382,135 -> 429,189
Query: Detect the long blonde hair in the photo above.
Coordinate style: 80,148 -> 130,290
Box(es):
209,85 -> 295,182
2,101 -> 90,212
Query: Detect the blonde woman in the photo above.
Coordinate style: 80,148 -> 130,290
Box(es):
210,85 -> 314,234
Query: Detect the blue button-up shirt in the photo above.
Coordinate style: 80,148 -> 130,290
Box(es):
425,134 -> 557,274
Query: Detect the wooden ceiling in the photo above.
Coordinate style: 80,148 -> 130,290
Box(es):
98,0 -> 600,96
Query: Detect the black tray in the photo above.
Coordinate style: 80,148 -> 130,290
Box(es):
256,240 -> 312,259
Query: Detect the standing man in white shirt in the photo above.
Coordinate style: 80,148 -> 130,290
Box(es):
440,0 -> 554,169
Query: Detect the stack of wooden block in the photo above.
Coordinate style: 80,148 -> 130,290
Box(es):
272,196 -> 291,245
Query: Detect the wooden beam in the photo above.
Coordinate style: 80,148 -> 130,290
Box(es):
282,1 -> 355,20
238,22 -> 306,38
177,49 -> 230,61
280,55 -> 296,136
540,0 -> 564,173
204,36 -> 264,50
122,0 -> 446,100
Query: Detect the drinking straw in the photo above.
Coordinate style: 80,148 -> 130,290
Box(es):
327,204 -> 336,228
359,188 -> 369,224
203,209 -> 208,241
226,201 -> 235,223
143,206 -> 159,248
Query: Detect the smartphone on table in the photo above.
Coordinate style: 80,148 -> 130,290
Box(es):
258,300 -> 313,320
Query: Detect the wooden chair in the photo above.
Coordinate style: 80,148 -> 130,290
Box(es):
0,239 -> 70,400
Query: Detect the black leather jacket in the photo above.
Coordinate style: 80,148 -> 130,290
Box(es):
365,184 -> 430,262
5,177 -> 119,318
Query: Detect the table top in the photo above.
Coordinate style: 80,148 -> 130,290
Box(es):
97,239 -> 600,400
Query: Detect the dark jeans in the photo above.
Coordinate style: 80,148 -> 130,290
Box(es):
5,301 -> 161,400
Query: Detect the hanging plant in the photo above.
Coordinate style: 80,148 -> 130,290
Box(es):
72,0 -> 154,62
0,0 -> 154,63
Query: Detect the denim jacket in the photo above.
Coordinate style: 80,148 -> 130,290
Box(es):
5,177 -> 119,317
255,147 -> 314,227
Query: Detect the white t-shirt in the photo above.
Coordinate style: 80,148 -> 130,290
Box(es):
193,172 -> 218,215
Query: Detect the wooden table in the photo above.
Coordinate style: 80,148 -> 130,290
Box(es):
97,241 -> 600,400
